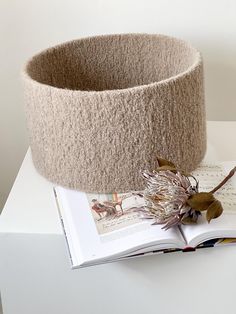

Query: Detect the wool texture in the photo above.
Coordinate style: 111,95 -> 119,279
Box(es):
22,33 -> 206,193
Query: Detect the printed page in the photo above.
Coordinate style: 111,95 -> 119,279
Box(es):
181,162 -> 236,247
55,187 -> 185,267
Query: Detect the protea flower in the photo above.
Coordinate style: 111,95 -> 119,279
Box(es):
139,168 -> 200,230
137,158 -> 236,230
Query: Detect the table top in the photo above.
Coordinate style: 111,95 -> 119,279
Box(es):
1,121 -> 236,235
2,121 -> 236,314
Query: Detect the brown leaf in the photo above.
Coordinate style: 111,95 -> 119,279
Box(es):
206,200 -> 223,223
181,216 -> 197,225
157,157 -> 176,168
155,165 -> 177,172
186,192 -> 215,211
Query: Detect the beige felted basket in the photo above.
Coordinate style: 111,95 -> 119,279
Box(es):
22,33 -> 206,193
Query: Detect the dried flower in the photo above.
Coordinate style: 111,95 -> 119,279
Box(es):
138,158 -> 236,230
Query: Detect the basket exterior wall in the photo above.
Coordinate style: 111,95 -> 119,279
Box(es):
23,38 -> 206,193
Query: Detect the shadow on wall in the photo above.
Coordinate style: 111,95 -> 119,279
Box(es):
206,61 -> 236,120
0,294 -> 2,314
199,41 -> 236,121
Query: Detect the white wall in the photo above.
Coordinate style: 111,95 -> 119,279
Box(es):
0,0 -> 236,210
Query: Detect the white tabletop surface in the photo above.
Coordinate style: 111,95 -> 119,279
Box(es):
1,121 -> 236,314
1,120 -> 236,235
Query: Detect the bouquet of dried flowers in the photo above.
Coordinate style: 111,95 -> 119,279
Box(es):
138,158 -> 236,230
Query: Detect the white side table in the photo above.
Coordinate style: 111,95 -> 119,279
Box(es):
1,121 -> 236,314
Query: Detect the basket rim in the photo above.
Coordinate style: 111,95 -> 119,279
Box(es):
22,33 -> 202,95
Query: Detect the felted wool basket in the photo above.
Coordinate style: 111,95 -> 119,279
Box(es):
22,33 -> 206,193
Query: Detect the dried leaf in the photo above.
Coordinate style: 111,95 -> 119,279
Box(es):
155,166 -> 177,172
187,192 -> 215,211
157,157 -> 176,168
206,200 -> 223,223
181,216 -> 197,225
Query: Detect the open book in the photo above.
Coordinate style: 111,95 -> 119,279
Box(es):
54,162 -> 236,268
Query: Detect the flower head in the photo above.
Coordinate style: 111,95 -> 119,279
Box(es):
137,157 -> 235,230
140,169 -> 199,229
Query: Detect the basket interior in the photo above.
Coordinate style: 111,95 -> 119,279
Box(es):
26,34 -> 198,91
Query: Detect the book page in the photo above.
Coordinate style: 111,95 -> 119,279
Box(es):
181,162 -> 236,247
192,163 -> 236,213
86,192 -> 147,238
55,187 -> 185,267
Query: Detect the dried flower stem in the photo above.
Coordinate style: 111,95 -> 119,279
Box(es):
210,166 -> 236,194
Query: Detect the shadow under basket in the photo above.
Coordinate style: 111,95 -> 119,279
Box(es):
22,33 -> 206,193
